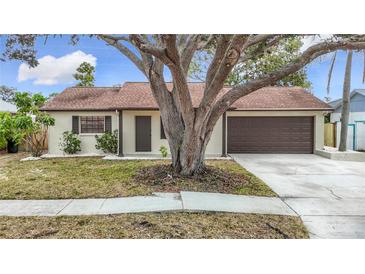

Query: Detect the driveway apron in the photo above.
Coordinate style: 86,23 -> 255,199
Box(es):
232,154 -> 365,239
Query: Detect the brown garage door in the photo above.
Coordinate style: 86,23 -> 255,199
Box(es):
227,117 -> 314,154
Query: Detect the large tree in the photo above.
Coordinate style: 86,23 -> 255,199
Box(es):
0,85 -> 17,103
2,34 -> 365,175
73,61 -> 95,87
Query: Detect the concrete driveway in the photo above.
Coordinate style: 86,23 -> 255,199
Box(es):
231,154 -> 365,239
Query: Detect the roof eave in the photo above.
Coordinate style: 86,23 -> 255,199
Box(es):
228,107 -> 334,111
42,107 -> 334,112
329,89 -> 365,109
40,108 -> 119,112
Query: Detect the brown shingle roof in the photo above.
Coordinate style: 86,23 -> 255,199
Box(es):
41,82 -> 332,111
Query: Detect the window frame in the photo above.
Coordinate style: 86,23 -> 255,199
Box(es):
79,116 -> 106,135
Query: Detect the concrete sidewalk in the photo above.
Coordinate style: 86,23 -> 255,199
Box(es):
0,192 -> 296,217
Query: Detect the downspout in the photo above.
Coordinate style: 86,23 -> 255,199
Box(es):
117,110 -> 124,157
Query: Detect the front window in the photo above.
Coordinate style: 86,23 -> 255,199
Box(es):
80,116 -> 105,133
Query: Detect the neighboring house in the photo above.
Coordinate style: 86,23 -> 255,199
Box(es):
40,82 -> 332,156
0,99 -> 17,113
330,89 -> 365,151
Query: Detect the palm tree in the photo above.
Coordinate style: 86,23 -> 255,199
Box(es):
338,51 -> 353,151
327,50 -> 364,151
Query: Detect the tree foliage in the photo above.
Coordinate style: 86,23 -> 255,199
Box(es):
47,92 -> 59,101
0,35 -> 38,67
0,112 -> 24,145
190,36 -> 311,88
0,85 -> 17,103
14,92 -> 46,114
13,92 -> 55,156
0,134 -> 6,150
73,62 -> 95,87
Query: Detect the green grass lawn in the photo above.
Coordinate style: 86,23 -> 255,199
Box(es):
0,153 -> 275,199
0,213 -> 308,239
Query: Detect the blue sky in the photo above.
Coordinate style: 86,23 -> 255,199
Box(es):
1,35 -> 364,101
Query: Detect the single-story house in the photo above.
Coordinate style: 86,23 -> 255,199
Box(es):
0,99 -> 17,113
41,82 -> 332,156
330,89 -> 365,151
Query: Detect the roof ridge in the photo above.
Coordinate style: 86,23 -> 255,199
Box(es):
66,86 -> 120,88
65,83 -> 311,89
123,81 -> 207,84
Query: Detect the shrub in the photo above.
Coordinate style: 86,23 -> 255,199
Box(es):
0,112 -> 24,146
59,131 -> 81,154
0,137 -> 6,151
159,145 -> 168,158
95,130 -> 118,154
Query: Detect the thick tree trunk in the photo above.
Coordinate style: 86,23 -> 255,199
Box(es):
339,51 -> 353,152
162,111 -> 214,176
179,134 -> 208,176
171,133 -> 210,176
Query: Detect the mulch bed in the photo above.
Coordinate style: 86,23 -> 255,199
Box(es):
134,163 -> 252,194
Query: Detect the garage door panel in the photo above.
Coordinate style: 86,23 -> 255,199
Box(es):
227,117 -> 314,154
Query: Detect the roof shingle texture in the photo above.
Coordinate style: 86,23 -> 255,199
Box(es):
41,82 -> 332,111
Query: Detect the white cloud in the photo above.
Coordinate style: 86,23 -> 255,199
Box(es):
300,35 -> 336,64
18,50 -> 97,85
300,34 -> 333,52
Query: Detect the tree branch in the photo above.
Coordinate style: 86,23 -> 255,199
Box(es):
240,35 -> 287,63
98,34 -> 130,42
160,35 -> 195,128
207,39 -> 365,130
180,35 -> 201,75
130,34 -> 195,128
199,35 -> 247,112
243,34 -> 276,49
148,59 -> 170,105
98,34 -> 146,75
205,35 -> 233,86
197,34 -> 215,50
129,34 -> 170,63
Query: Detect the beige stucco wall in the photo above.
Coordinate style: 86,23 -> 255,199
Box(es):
47,111 -> 118,155
226,110 -> 325,151
122,110 -> 222,156
47,110 -> 222,156
46,109 -> 325,156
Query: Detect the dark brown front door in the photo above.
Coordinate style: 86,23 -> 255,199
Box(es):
136,116 -> 151,152
227,116 -> 314,154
